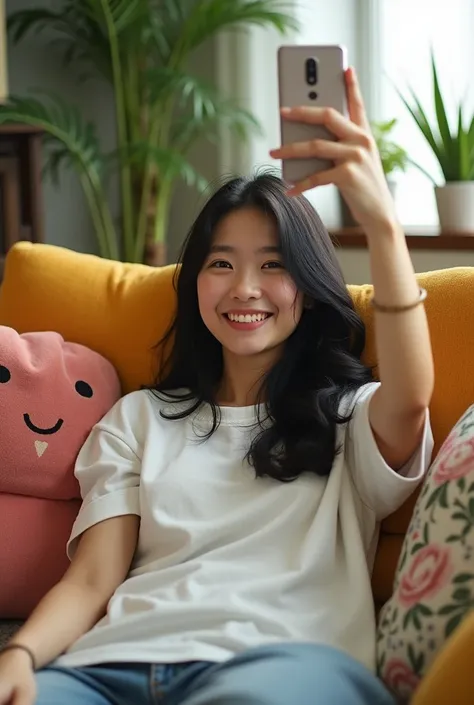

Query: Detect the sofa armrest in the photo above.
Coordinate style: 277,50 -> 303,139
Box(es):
413,610 -> 474,705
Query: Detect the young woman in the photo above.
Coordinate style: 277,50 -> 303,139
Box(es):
0,68 -> 434,705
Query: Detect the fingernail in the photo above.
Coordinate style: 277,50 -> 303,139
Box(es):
280,107 -> 291,115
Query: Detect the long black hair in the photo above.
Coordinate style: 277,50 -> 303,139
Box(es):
151,173 -> 372,481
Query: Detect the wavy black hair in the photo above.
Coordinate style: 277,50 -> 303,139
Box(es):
151,173 -> 372,481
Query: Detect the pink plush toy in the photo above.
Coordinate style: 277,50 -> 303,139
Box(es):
0,326 -> 121,618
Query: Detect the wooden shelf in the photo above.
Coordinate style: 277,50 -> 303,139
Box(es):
0,125 -> 43,135
0,125 -> 44,281
329,226 -> 474,251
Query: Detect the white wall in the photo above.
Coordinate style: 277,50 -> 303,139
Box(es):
337,247 -> 474,285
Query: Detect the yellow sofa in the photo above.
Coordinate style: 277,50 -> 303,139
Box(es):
0,242 -> 474,704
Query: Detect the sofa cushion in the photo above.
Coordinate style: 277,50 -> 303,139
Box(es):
0,324 -> 120,618
0,243 -> 473,605
377,403 -> 474,701
0,243 -> 176,395
0,326 -> 120,499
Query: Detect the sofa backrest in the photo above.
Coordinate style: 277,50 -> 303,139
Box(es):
1,242 -> 473,605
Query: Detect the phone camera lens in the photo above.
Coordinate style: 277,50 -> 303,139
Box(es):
309,91 -> 317,100
305,57 -> 318,86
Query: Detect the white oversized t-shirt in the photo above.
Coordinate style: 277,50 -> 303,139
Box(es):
55,382 -> 433,672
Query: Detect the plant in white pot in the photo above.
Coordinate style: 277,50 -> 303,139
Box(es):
371,118 -> 409,198
399,52 -> 474,234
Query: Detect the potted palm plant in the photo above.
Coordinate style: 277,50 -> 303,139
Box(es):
0,0 -> 297,264
398,52 -> 474,234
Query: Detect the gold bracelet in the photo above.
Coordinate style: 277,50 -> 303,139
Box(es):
371,287 -> 427,314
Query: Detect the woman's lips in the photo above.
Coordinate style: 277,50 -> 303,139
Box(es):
223,312 -> 273,331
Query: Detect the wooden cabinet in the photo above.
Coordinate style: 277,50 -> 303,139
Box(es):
0,125 -> 44,280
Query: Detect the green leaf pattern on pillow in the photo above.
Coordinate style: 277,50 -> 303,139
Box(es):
377,404 -> 474,702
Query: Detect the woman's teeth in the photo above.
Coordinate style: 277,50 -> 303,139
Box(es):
227,313 -> 269,323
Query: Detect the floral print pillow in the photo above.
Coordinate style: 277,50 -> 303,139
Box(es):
377,403 -> 474,702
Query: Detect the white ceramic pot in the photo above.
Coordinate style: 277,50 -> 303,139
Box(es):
435,182 -> 474,234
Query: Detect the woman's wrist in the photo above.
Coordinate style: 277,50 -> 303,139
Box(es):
0,644 -> 36,670
364,218 -> 404,243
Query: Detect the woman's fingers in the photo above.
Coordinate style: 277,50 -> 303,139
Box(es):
270,139 -> 364,163
285,167 -> 342,196
279,104 -> 364,142
345,66 -> 371,131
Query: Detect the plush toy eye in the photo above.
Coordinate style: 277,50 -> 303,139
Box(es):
75,380 -> 93,398
0,365 -> 11,383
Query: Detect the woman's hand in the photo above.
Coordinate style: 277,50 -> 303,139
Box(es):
269,67 -> 398,234
270,66 -> 434,470
0,650 -> 36,705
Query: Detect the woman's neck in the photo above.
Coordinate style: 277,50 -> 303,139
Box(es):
217,348 -> 279,407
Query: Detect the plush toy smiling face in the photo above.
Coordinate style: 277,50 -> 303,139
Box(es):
0,327 -> 121,500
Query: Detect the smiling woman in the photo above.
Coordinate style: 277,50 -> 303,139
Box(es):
0,67 -> 435,705
151,172 -> 372,482
197,207 -> 304,376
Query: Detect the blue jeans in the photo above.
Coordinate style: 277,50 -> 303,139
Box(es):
35,643 -> 395,705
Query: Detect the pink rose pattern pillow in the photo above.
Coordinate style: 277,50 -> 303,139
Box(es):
377,404 -> 474,702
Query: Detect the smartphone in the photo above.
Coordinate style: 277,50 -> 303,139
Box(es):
277,45 -> 348,185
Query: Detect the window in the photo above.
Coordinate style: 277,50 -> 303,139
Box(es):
372,0 -> 474,226
218,1 -> 474,229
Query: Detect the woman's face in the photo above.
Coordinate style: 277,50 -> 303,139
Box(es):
197,207 -> 304,362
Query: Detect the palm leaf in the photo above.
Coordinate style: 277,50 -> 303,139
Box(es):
0,94 -> 103,174
8,3 -> 113,82
147,68 -> 223,119
146,0 -> 191,63
119,140 -> 208,190
82,0 -> 146,36
7,8 -> 64,43
0,95 -> 118,259
174,0 -> 298,57
171,99 -> 261,151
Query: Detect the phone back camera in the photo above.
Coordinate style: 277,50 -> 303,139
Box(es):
305,57 -> 318,86
308,91 -> 317,100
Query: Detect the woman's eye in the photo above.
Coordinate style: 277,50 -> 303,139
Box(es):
210,260 -> 231,269
262,261 -> 284,269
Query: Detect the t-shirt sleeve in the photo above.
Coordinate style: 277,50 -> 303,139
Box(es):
67,396 -> 142,559
343,382 -> 434,521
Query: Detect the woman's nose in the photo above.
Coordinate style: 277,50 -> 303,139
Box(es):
230,272 -> 262,300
